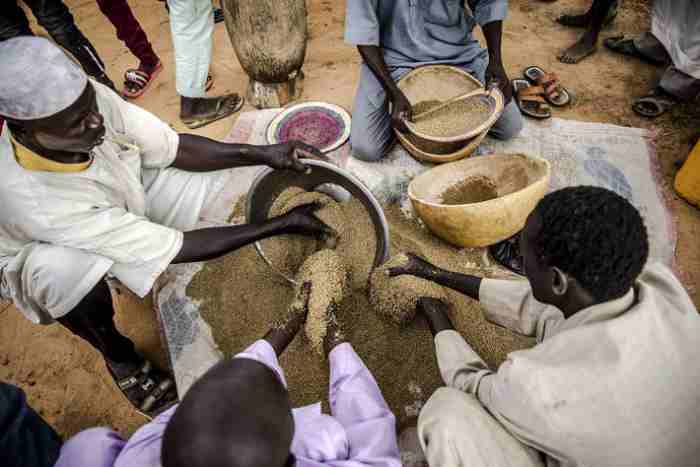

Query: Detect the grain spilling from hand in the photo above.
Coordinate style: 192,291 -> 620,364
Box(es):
370,254 -> 447,325
296,249 -> 348,355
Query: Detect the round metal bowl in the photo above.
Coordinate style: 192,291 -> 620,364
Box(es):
246,160 -> 390,285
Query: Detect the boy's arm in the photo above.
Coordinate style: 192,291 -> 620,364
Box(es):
419,299 -> 493,394
388,254 -> 561,339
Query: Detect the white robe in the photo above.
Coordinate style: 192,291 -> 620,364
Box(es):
652,0 -> 700,79
0,81 -> 216,323
419,263 -> 700,467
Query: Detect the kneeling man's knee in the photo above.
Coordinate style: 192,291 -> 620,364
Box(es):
350,131 -> 388,162
490,101 -> 523,141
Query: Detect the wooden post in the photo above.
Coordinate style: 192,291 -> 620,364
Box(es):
222,0 -> 307,108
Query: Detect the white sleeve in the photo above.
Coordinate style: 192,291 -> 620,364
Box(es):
479,278 -> 564,341
94,80 -> 179,169
28,206 -> 182,297
434,330 -> 492,394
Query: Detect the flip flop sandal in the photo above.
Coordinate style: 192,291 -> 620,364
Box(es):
122,62 -> 163,99
214,7 -> 224,24
603,36 -> 668,66
489,233 -> 525,276
513,79 -> 551,119
181,93 -> 244,129
111,360 -> 178,420
523,66 -> 571,107
632,89 -> 677,118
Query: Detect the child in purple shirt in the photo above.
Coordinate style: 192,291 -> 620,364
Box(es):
55,283 -> 401,467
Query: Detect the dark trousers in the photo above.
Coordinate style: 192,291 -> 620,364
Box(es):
57,280 -> 141,365
0,0 -> 108,80
95,0 -> 159,68
0,383 -> 62,467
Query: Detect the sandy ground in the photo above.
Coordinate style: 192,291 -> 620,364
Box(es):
0,0 -> 697,440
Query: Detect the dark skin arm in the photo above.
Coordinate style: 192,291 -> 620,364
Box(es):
357,45 -> 413,132
417,297 -> 455,336
386,253 -> 483,301
172,203 -> 331,264
482,21 -> 513,105
172,134 -> 327,173
264,282 -> 312,356
169,135 -> 330,264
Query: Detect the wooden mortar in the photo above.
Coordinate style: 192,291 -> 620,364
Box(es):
222,0 -> 307,108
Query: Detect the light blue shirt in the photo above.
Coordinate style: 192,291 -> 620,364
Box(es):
345,0 -> 508,67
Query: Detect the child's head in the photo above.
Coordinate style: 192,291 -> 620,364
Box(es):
162,358 -> 295,467
521,186 -> 648,313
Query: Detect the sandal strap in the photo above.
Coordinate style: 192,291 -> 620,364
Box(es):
537,72 -> 562,98
116,360 -> 152,390
124,69 -> 149,88
518,86 -> 548,102
140,378 -> 175,413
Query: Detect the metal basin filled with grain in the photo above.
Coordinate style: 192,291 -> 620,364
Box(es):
395,65 -> 503,163
408,154 -> 551,248
247,160 -> 390,285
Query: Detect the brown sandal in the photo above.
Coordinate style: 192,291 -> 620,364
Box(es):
513,79 -> 551,119
523,66 -> 571,107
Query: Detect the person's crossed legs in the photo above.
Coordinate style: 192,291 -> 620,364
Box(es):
350,62 -> 523,163
14,243 -> 177,418
417,387 -> 544,467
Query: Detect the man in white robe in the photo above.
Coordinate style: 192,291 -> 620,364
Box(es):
0,37 -> 330,418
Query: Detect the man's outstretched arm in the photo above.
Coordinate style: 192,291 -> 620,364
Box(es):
386,253 -> 482,300
173,204 -> 331,264
389,253 -> 558,338
171,134 -> 325,173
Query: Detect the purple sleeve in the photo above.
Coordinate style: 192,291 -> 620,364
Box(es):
111,405 -> 178,467
55,428 -> 126,467
233,339 -> 288,388
326,343 -> 401,467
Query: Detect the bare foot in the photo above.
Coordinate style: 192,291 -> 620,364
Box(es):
558,33 -> 598,64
